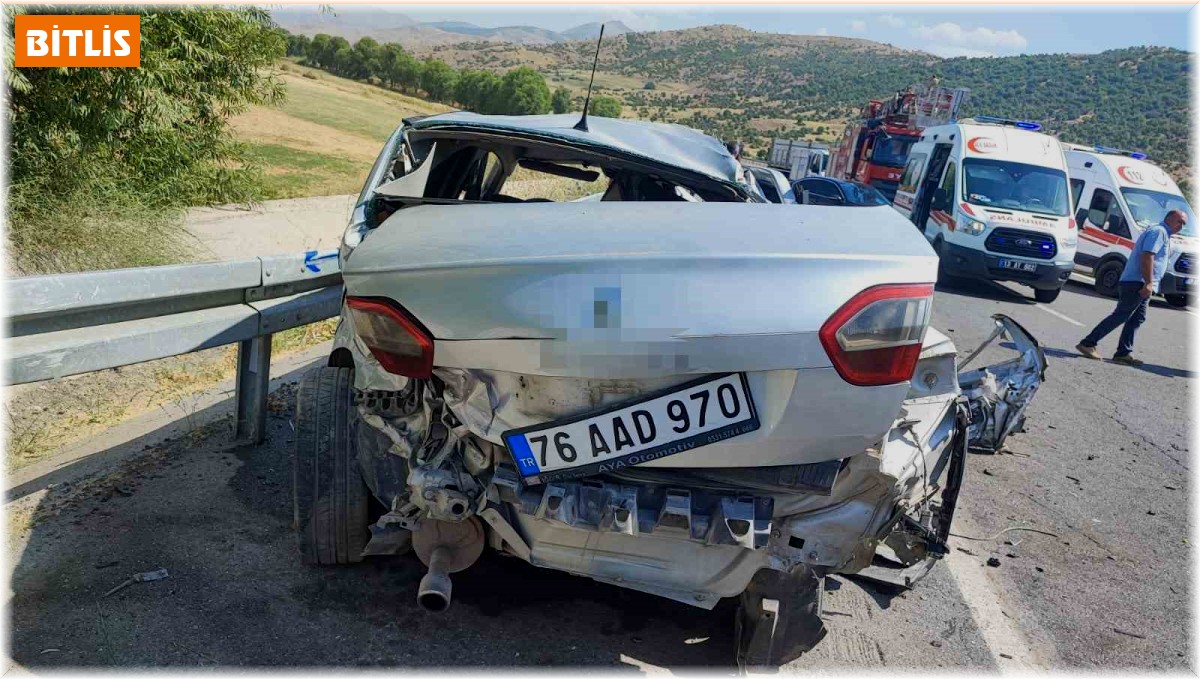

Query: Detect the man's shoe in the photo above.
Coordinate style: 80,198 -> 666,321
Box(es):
1076,343 -> 1102,360
1111,354 -> 1144,366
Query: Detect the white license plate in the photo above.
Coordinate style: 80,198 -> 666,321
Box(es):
503,373 -> 760,484
998,258 -> 1038,273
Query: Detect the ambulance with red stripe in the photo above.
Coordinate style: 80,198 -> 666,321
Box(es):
893,116 -> 1076,303
1065,145 -> 1195,308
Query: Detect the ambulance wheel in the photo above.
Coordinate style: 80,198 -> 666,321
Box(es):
933,238 -> 959,285
1165,294 -> 1190,309
1034,287 -> 1061,304
293,366 -> 370,565
1094,261 -> 1123,298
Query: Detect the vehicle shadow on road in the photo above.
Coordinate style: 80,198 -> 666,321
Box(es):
936,277 -> 1035,305
6,376 -> 743,671
831,575 -> 905,611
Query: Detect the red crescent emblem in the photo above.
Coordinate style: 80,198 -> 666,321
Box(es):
1117,166 -> 1144,184
967,137 -> 998,153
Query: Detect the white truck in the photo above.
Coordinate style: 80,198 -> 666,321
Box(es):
1065,144 -> 1195,307
768,138 -> 829,180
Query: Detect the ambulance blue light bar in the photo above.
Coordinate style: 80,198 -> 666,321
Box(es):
973,115 -> 1042,131
1093,145 -> 1148,160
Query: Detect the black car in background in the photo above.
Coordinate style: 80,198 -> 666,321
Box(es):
794,177 -> 891,207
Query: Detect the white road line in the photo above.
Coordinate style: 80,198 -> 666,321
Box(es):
1036,304 -> 1086,327
944,545 -> 1047,671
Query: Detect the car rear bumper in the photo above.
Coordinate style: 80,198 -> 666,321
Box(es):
941,241 -> 1073,290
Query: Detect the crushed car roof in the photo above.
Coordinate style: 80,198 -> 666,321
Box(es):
406,112 -> 743,186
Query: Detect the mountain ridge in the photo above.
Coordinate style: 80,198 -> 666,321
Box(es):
273,10 -> 632,47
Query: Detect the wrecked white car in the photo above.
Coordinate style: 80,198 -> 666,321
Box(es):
292,112 -> 1046,668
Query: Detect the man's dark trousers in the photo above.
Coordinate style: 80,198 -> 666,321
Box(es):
1079,281 -> 1150,357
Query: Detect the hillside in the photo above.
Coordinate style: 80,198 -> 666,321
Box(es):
418,25 -> 1191,179
274,9 -> 630,48
230,61 -> 451,200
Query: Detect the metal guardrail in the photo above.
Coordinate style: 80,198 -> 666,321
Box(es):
5,249 -> 343,444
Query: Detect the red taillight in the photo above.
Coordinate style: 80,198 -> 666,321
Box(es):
346,297 -> 434,378
1067,217 -> 1077,230
819,283 -> 934,386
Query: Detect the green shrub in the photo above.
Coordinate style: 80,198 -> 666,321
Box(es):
7,6 -> 286,273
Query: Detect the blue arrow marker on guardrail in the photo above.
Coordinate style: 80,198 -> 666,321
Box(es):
303,250 -> 338,273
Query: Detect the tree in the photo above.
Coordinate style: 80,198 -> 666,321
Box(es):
551,86 -> 572,114
307,33 -> 331,67
590,95 -> 623,118
420,58 -> 458,102
332,46 -> 356,78
285,32 -> 310,58
380,43 -> 420,92
326,36 -> 350,71
498,67 -> 551,115
352,37 -> 383,81
455,69 -> 503,113
643,80 -> 657,90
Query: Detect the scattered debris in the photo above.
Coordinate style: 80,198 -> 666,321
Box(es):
39,649 -> 61,655
1113,628 -> 1146,640
982,468 -> 995,476
93,560 -> 119,570
103,568 -> 170,598
1006,553 -> 1018,559
1066,475 -> 1081,484
1086,455 -> 1096,461
986,557 -> 1002,567
1035,566 -> 1044,573
1147,510 -> 1157,516
956,547 -> 977,556
930,640 -> 943,648
1165,485 -> 1178,491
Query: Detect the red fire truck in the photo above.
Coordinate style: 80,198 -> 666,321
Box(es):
829,81 -> 970,201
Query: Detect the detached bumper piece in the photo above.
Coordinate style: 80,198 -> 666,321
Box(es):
491,466 -> 774,549
736,567 -> 827,670
959,314 -> 1047,453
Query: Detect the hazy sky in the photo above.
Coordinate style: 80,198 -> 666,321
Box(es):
320,4 -> 1191,58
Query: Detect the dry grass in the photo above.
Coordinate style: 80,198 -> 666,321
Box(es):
228,61 -> 452,200
502,166 -> 608,202
6,319 -> 339,472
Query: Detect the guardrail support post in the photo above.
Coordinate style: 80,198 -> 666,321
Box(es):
235,335 -> 273,444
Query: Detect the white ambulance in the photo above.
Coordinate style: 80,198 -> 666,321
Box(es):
1065,145 -> 1195,307
893,116 -> 1076,303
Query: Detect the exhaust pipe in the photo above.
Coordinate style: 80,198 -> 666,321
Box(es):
411,517 -> 484,614
417,546 -> 453,612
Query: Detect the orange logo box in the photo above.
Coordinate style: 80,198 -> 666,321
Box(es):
14,15 -> 140,67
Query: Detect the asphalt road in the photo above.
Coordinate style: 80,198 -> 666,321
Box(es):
6,273 -> 1191,671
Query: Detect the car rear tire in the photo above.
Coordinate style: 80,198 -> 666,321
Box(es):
1094,260 -> 1123,298
293,366 -> 370,566
1033,287 -> 1061,304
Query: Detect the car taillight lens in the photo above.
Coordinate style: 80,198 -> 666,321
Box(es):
819,283 -> 934,386
346,297 -> 434,378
